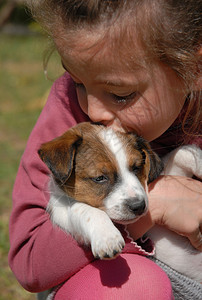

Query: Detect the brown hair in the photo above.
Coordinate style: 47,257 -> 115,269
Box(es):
26,0 -> 201,140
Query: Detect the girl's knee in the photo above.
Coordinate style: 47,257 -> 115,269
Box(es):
55,254 -> 173,300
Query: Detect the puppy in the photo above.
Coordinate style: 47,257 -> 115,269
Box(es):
38,122 -> 202,282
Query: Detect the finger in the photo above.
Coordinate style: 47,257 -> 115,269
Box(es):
188,230 -> 202,251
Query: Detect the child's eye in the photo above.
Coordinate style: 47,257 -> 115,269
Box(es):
112,92 -> 138,104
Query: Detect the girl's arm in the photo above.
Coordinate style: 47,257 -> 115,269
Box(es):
8,73 -> 92,292
127,175 -> 202,251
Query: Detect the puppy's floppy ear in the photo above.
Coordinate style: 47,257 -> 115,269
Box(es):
147,149 -> 164,183
136,136 -> 164,183
38,129 -> 82,183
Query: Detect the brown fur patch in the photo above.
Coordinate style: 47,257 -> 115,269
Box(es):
38,123 -> 162,209
63,133 -> 119,208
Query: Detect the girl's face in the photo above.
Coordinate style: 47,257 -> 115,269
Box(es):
56,30 -> 187,141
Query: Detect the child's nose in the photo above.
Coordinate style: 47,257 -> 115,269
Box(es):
87,95 -> 115,124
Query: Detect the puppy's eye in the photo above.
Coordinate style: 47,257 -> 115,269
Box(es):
91,175 -> 108,184
131,164 -> 141,174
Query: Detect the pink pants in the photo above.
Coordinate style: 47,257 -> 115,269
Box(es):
54,254 -> 174,300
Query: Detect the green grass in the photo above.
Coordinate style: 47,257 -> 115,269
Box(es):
0,33 -> 63,300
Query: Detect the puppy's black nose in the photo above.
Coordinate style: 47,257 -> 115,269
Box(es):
126,198 -> 146,216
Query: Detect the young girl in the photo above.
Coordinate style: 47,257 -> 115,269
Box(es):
9,1 -> 202,299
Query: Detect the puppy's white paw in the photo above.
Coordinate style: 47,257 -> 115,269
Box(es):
91,226 -> 125,260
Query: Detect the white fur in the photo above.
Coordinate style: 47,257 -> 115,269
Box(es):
147,145 -> 202,282
100,128 -> 148,221
162,144 -> 202,177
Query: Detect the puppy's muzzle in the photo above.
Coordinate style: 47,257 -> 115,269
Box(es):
125,197 -> 146,216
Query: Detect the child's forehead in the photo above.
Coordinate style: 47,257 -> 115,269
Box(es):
52,2 -> 156,64
55,26 -> 148,73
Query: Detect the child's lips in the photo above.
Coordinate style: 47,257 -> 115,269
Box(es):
107,122 -> 140,135
105,121 -> 128,133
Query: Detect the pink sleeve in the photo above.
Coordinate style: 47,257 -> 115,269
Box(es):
8,73 -> 93,292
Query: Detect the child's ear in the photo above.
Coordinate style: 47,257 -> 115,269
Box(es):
38,130 -> 82,184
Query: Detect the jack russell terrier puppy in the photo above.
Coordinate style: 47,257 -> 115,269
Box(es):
38,122 -> 202,282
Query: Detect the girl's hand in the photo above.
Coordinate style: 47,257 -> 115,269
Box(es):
127,175 -> 202,251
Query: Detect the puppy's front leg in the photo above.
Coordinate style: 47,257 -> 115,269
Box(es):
70,203 -> 125,259
49,200 -> 125,259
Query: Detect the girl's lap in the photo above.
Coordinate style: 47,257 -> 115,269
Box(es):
54,253 -> 173,300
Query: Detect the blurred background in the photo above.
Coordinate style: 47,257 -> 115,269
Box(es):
0,1 -> 63,299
